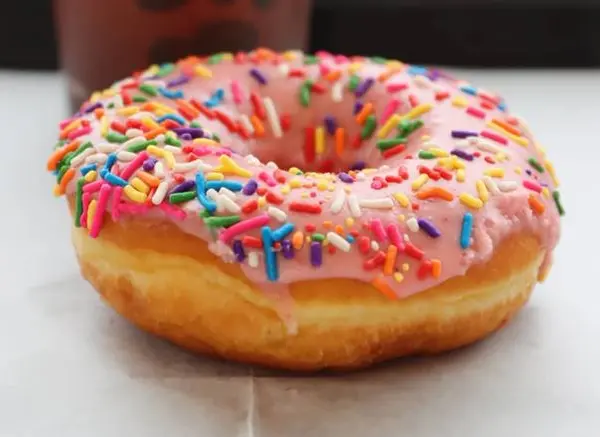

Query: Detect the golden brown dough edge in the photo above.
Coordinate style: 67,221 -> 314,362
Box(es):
67,198 -> 544,371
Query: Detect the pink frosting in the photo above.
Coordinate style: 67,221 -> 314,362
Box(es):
53,50 -> 562,301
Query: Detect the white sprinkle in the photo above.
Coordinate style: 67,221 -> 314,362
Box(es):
246,154 -> 261,166
332,82 -> 343,103
358,198 -> 394,209
454,139 -> 471,149
117,151 -> 137,162
348,194 -> 362,217
371,241 -> 380,251
263,97 -> 282,138
356,172 -> 366,181
122,136 -> 146,150
155,134 -> 166,144
164,145 -> 183,155
413,75 -> 431,88
152,181 -> 169,205
95,143 -> 119,154
498,181 -> 518,192
126,128 -> 144,138
327,232 -> 351,252
248,252 -> 259,268
143,79 -> 167,88
220,195 -> 241,214
475,138 -> 501,153
111,94 -> 124,109
219,187 -> 236,200
130,111 -> 156,120
206,188 -> 219,201
277,63 -> 290,76
379,165 -> 391,172
330,189 -> 346,214
406,217 -> 419,232
483,176 -> 500,195
154,161 -> 165,179
173,160 -> 211,173
85,153 -> 107,164
421,141 -> 438,150
239,114 -> 254,135
268,206 -> 287,222
266,161 -> 279,170
70,148 -> 95,167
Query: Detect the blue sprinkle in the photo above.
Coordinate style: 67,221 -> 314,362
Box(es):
346,235 -> 355,243
102,153 -> 117,175
261,226 -> 278,281
459,84 -> 478,96
460,212 -> 473,249
158,87 -> 184,99
80,163 -> 97,176
203,88 -> 225,108
195,172 -> 216,214
407,65 -> 429,76
206,180 -> 244,192
156,114 -> 186,125
497,102 -> 507,112
103,172 -> 128,187
271,223 -> 295,242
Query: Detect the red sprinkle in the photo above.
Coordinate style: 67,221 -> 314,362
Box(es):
385,175 -> 403,183
242,236 -> 263,249
173,174 -> 185,183
398,166 -> 409,179
280,113 -> 292,131
433,166 -> 453,180
466,106 -> 486,119
417,260 -> 433,279
214,110 -> 237,133
386,83 -> 408,93
404,242 -> 424,260
265,190 -> 284,205
289,201 -> 322,214
311,82 -> 327,94
250,92 -> 266,120
273,169 -> 287,184
484,156 -> 495,164
110,121 -> 127,134
358,236 -> 371,254
408,94 -> 419,108
305,224 -> 317,232
523,180 -> 542,193
288,68 -> 306,78
241,199 -> 258,214
351,133 -> 363,149
481,130 -> 508,145
363,251 -> 386,270
382,144 -> 406,159
435,90 -> 450,101
304,126 -> 315,163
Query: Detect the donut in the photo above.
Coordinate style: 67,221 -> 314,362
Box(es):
48,49 -> 563,370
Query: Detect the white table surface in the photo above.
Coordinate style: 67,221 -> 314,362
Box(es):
0,69 -> 598,437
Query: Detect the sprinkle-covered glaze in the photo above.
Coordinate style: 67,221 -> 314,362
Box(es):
48,49 -> 563,299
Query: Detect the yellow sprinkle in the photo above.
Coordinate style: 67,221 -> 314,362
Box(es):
144,64 -> 160,76
402,263 -> 410,272
315,126 -> 325,155
123,185 -> 147,204
411,174 -> 429,191
213,155 -> 252,178
451,155 -> 466,169
100,116 -> 109,137
194,65 -> 213,78
403,103 -> 433,120
420,134 -> 431,141
345,217 -> 354,228
163,151 -> 176,169
393,272 -> 404,283
87,199 -> 97,233
52,184 -> 60,196
397,214 -> 406,222
486,121 -> 529,146
130,177 -> 149,194
117,106 -> 139,116
84,170 -> 97,183
515,167 -> 522,175
193,138 -> 219,146
154,109 -> 167,117
221,53 -> 233,61
290,178 -> 302,189
495,152 -> 508,162
429,148 -> 449,157
301,192 -> 309,198
283,50 -> 297,60
206,172 -> 225,181
348,62 -> 363,73
141,117 -> 159,129
147,145 -> 164,157
327,184 -> 335,192
484,167 -> 505,178
90,91 -> 102,103
316,180 -> 328,191
456,169 -> 466,182
288,167 -> 302,175
258,196 -> 267,208
393,192 -> 410,207
152,102 -> 176,114
545,160 -> 560,186
377,114 -> 401,138
362,168 -> 378,174
437,157 -> 453,170
459,193 -> 484,209
476,179 -> 489,202
102,89 -> 116,98
452,95 -> 469,107
280,184 -> 291,194
542,187 -> 551,199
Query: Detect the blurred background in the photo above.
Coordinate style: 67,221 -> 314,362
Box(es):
1,0 -> 599,111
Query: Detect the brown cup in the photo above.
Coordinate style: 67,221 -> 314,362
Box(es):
54,0 -> 313,112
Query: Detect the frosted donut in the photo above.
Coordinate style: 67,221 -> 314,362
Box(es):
48,49 -> 563,370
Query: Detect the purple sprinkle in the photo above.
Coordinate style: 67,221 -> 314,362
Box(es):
427,69 -> 441,81
417,218 -> 441,238
355,77 -> 374,98
172,127 -> 204,139
167,75 -> 190,88
310,242 -> 322,267
350,161 -> 366,171
242,179 -> 258,196
249,68 -> 267,85
451,130 -> 478,139
526,169 -> 533,176
281,240 -> 294,259
232,240 -> 245,262
324,115 -> 337,135
451,149 -> 474,161
181,133 -> 192,141
353,101 -> 364,115
338,172 -> 354,183
83,102 -> 102,113
170,180 -> 195,194
142,157 -> 157,171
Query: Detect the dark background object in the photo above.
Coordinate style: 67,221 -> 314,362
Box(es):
1,0 -> 600,70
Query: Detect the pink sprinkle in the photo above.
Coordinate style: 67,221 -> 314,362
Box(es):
192,146 -> 212,156
111,186 -> 122,222
319,63 -> 330,77
220,213 -> 270,243
120,151 -> 148,180
334,55 -> 348,64
215,148 -> 233,157
118,203 -> 149,215
370,218 -> 387,242
523,180 -> 542,193
466,106 -> 486,119
159,203 -> 187,220
231,80 -> 243,105
386,224 -> 405,251
480,130 -> 508,145
59,117 -> 77,129
81,192 -> 92,228
89,184 -> 112,238
258,171 -> 277,187
380,99 -> 400,124
67,125 -> 92,140
386,83 -> 408,93
82,180 -> 103,193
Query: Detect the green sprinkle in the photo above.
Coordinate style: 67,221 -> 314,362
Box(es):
553,191 -> 565,216
54,140 -> 67,150
207,53 -> 224,64
398,119 -> 424,136
418,150 -> 436,160
139,83 -> 158,96
370,56 -> 387,64
56,164 -> 69,183
304,55 -> 318,65
311,233 -> 325,242
211,133 -> 221,142
65,141 -> 93,165
74,178 -> 85,228
127,140 -> 158,153
164,135 -> 181,147
157,63 -> 175,77
169,191 -> 196,204
198,210 -> 212,218
360,115 -> 377,140
528,157 -> 545,173
132,95 -> 149,103
348,74 -> 360,91
105,131 -> 128,143
376,137 -> 407,151
190,121 -> 202,128
299,82 -> 311,107
204,215 -> 241,228
107,102 -> 115,109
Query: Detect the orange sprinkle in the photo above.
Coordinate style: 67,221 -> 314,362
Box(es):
335,225 -> 345,235
136,171 -> 160,188
292,231 -> 304,250
431,259 -> 442,278
325,70 -> 342,82
355,102 -> 374,124
144,127 -> 167,140
415,187 -> 454,201
383,245 -> 398,276
528,195 -> 545,215
335,127 -> 345,157
322,221 -> 333,229
59,119 -> 82,139
491,118 -> 522,136
377,67 -> 400,83
251,115 -> 265,137
46,140 -> 80,171
93,108 -> 105,120
57,168 -> 76,195
140,102 -> 157,112
371,276 -> 398,300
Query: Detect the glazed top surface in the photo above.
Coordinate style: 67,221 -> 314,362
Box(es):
48,49 -> 563,299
